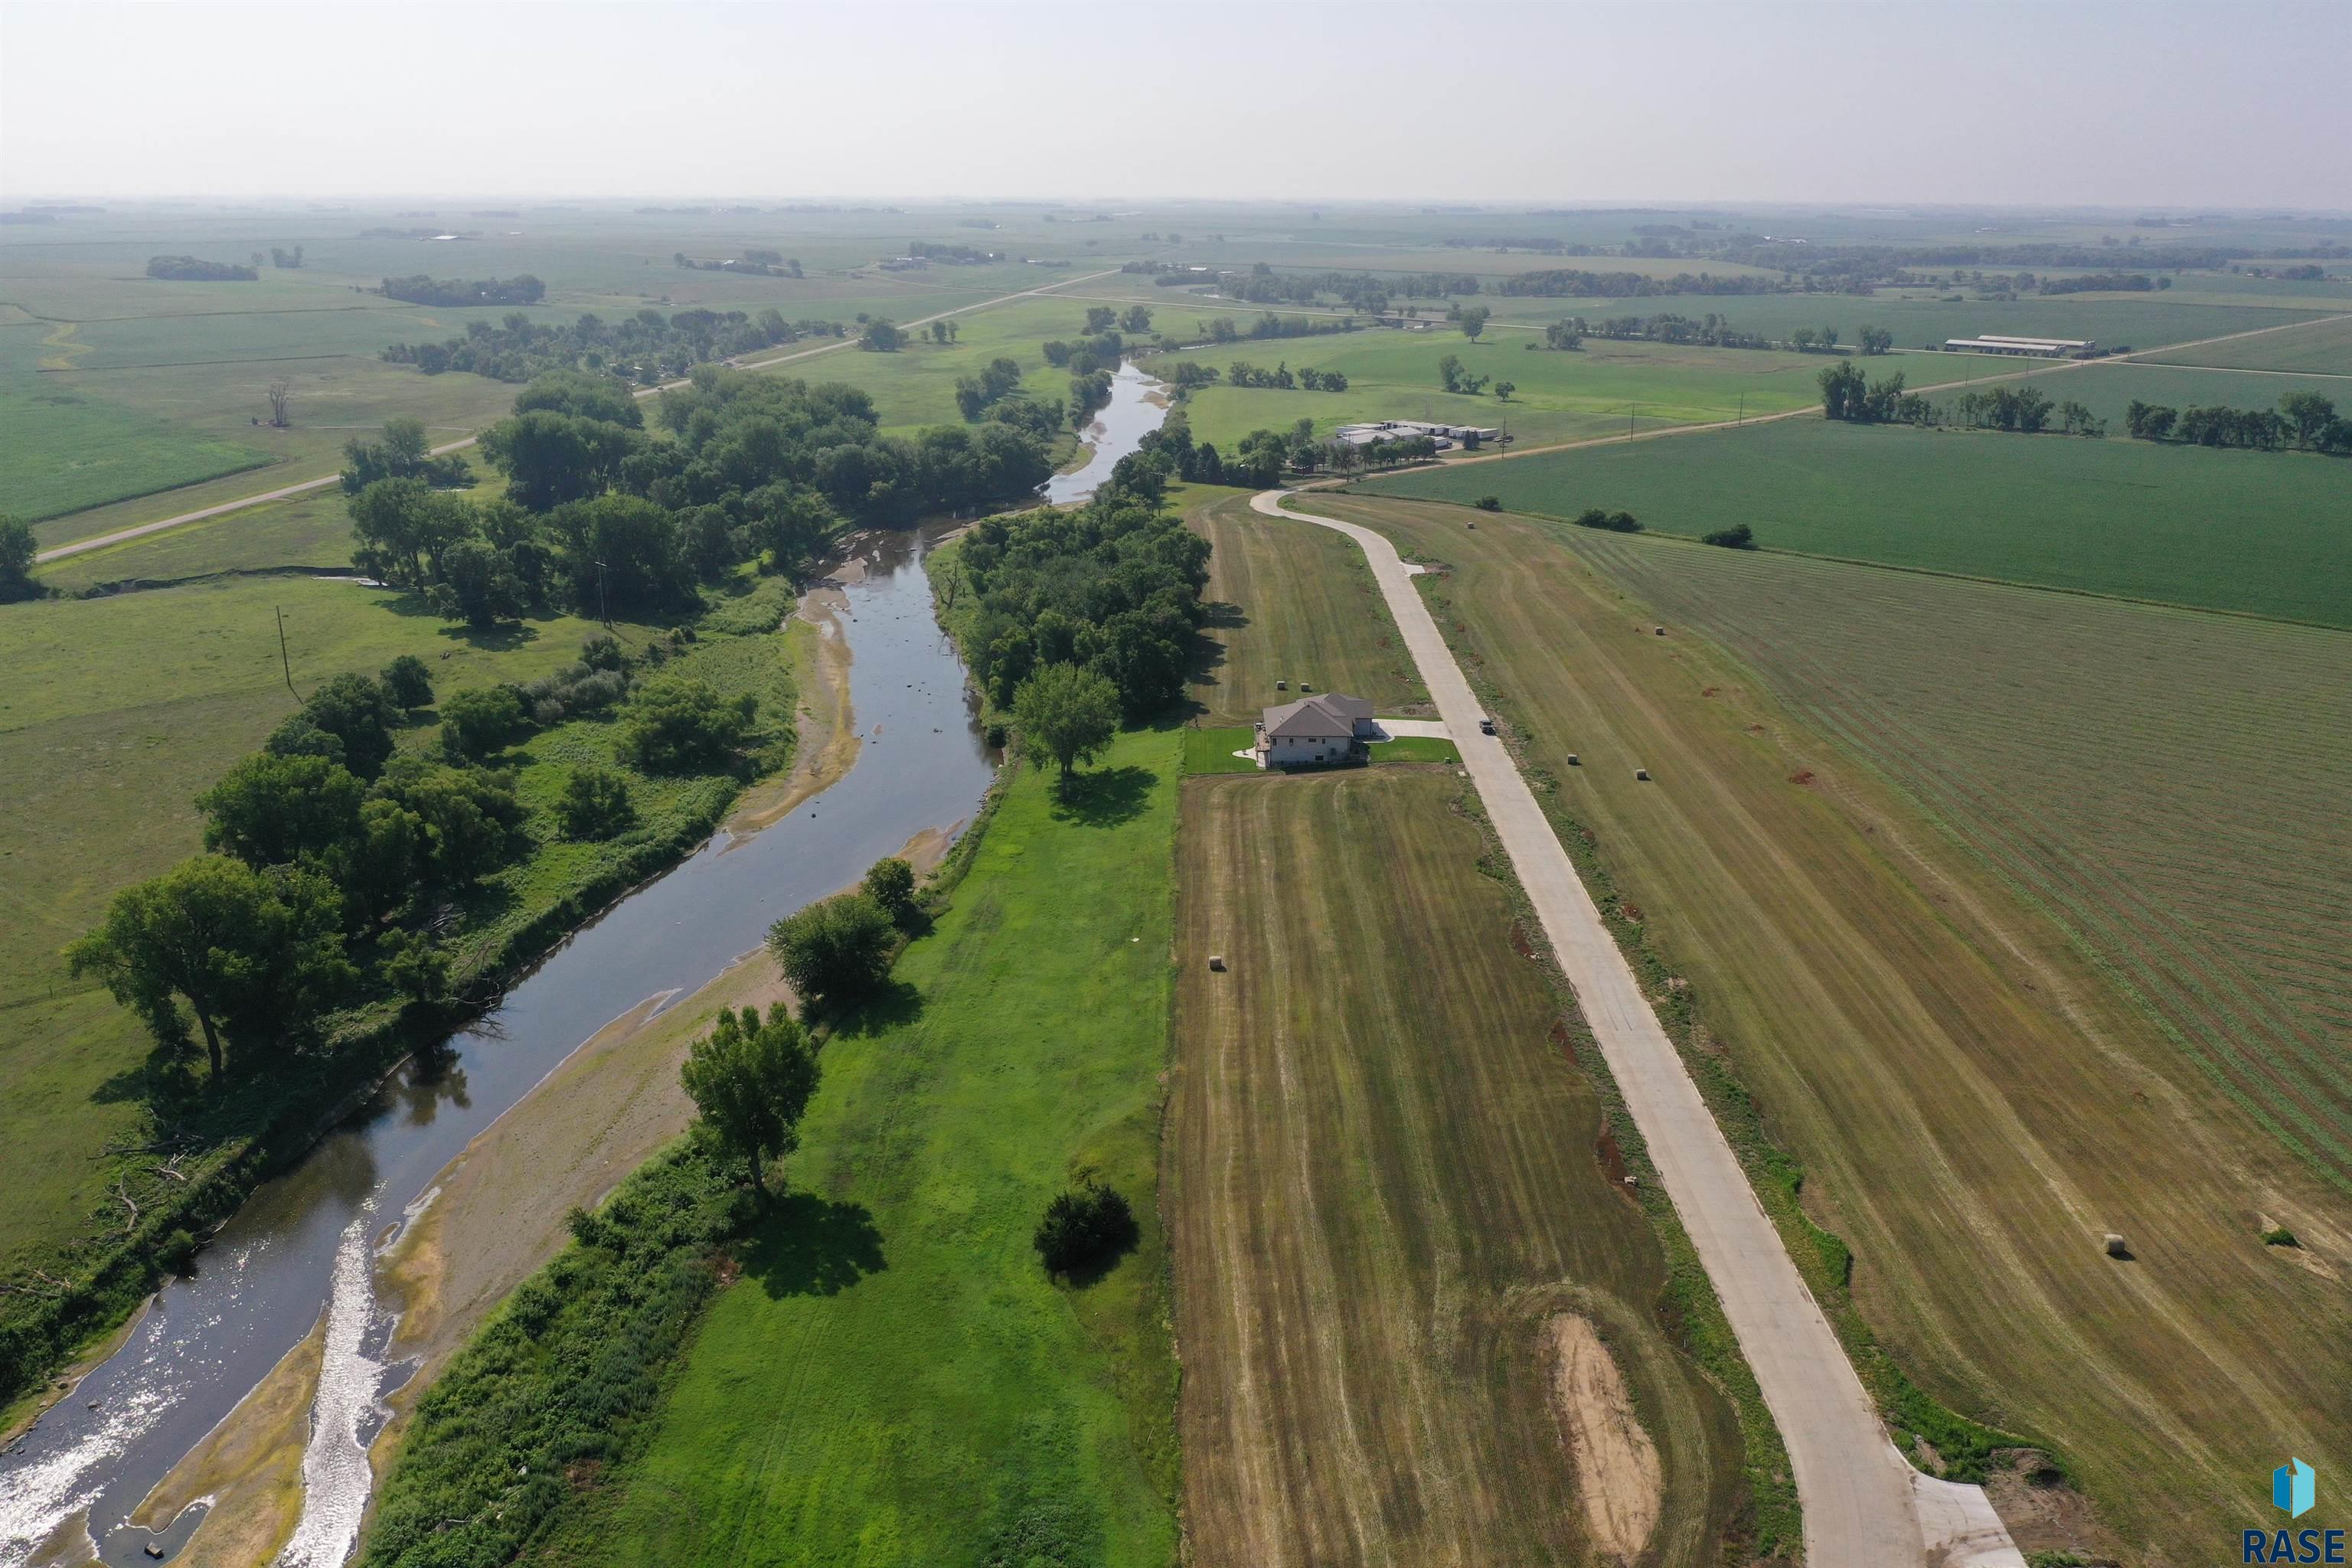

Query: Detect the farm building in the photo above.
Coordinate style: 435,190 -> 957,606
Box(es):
1333,419 -> 1501,451
1943,335 -> 2097,358
1256,692 -> 1377,768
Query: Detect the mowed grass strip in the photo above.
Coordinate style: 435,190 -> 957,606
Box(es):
1311,495 -> 2351,1563
1357,415 -> 2352,627
1185,492 -> 1428,722
541,732 -> 1182,1568
1168,768 -> 1743,1567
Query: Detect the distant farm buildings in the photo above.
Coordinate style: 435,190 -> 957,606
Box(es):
1256,692 -> 1377,767
1333,418 -> 1501,452
1943,335 -> 2098,358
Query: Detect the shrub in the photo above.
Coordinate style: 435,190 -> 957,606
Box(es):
1571,507 -> 1642,534
1473,495 -> 1501,512
580,631 -> 628,671
1033,1181 -> 1139,1279
380,654 -> 435,710
439,684 -> 531,759
619,678 -> 757,773
1702,523 -> 1757,550
766,891 -> 897,1008
558,766 -> 636,840
2261,1226 -> 2299,1248
521,663 -> 629,726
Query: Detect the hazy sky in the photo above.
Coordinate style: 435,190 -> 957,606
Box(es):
3,0 -> 2346,209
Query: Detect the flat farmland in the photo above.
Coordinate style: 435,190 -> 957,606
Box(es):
2136,311 -> 2352,374
1307,495 -> 2352,1563
1358,416 -> 2352,626
34,480 -> 374,591
1184,491 -> 1427,722
1169,768 -> 1745,1567
0,383 -> 270,520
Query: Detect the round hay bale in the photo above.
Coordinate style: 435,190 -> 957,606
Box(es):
1566,753 -> 1579,766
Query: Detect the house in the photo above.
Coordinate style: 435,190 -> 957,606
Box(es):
1256,693 -> 1377,768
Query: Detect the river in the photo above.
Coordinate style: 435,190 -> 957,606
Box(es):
1,367 -> 1174,1568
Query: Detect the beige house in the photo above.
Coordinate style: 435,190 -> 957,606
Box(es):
1256,693 -> 1377,768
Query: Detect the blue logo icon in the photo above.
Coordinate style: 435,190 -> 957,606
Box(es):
2277,1457 -> 2317,1519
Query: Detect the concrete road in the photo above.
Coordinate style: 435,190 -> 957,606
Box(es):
1251,488 -> 2024,1568
35,270 -> 1122,567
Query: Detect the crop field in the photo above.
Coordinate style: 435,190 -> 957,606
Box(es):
1169,768 -> 1745,1566
1358,415 -> 2352,626
0,576 -> 681,1275
1184,491 -> 1427,721
2135,311 -> 2352,374
532,730 -> 1183,1568
0,382 -> 272,521
1296,494 -> 2352,1563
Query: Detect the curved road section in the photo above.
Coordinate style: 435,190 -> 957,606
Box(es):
1251,489 -> 2024,1568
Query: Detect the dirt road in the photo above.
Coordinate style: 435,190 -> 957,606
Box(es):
34,270 -> 1119,567
1250,488 -> 2022,1568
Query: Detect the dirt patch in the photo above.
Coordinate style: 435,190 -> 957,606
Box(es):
1509,922 -> 1536,959
124,1317 -> 325,1567
1984,1449 -> 2126,1566
1549,1017 -> 1577,1063
1788,769 -> 1817,787
1543,1313 -> 1662,1564
726,591 -> 858,835
1595,1129 -> 1632,1191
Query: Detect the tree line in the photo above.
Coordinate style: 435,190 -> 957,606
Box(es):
1220,361 -> 1348,391
380,273 -> 547,307
671,251 -> 804,277
2125,392 -> 2350,453
146,255 -> 256,281
384,305 -> 846,385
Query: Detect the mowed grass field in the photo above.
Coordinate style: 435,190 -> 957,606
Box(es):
0,577 -> 678,1273
33,482 -> 374,591
537,730 -> 1183,1568
1184,490 -> 1428,722
1303,495 -> 2352,1563
1169,768 -> 1746,1566
2135,310 -> 2352,374
1359,415 -> 2352,626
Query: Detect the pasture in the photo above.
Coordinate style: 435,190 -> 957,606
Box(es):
1299,494 -> 2352,1563
1359,415 -> 2352,626
1184,490 -> 1427,722
0,575 -> 701,1279
1169,768 -> 1745,1566
532,730 -> 1184,1568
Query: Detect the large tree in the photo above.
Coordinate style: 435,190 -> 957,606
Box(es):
198,753 -> 366,869
680,1003 -> 820,1201
479,409 -> 645,511
0,514 -> 41,603
1013,664 -> 1119,786
767,892 -> 898,1009
67,856 -> 352,1076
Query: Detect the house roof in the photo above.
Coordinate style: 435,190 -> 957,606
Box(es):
1260,693 -> 1368,739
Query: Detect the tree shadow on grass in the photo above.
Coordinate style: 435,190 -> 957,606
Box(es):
1186,599 -> 1243,708
811,977 -> 925,1041
1049,765 -> 1155,829
740,1191 -> 887,1299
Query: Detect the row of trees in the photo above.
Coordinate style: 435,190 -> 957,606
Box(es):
2125,393 -> 2350,453
383,305 -> 844,385
1818,363 -> 1932,425
1083,304 -> 1153,335
146,255 -> 255,281
380,273 -> 547,307
1187,311 -> 1357,345
671,251 -> 803,277
1495,268 -> 1781,297
1222,361 -> 1348,391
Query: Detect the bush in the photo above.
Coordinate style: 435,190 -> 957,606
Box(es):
619,678 -> 757,773
1473,495 -> 1501,512
558,766 -> 636,840
521,663 -> 629,726
1571,507 -> 1642,534
1033,1181 -> 1139,1279
440,684 -> 531,759
380,654 -> 435,710
766,891 -> 897,1008
2261,1226 -> 2299,1248
1702,523 -> 1757,550
579,631 -> 628,671
863,857 -> 918,926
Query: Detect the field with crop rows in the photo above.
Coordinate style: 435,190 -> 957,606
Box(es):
1359,416 -> 2352,626
1170,767 -> 1746,1567
2135,311 -> 2352,375
1298,494 -> 2352,1563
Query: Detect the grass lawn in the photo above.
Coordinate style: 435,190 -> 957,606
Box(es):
1179,726 -> 1461,774
537,730 -> 1183,1568
1357,414 -> 2352,627
1169,767 -> 1747,1565
1303,494 -> 2352,1564
0,573 -> 774,1285
1185,491 -> 1429,722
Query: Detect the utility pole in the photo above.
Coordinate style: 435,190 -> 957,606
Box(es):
1738,391 -> 1746,426
594,559 -> 610,628
276,606 -> 296,699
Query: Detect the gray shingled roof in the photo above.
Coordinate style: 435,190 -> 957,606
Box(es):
1260,694 -> 1362,740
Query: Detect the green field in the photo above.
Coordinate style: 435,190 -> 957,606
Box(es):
1302,494 -> 2350,1563
1359,415 -> 2352,626
2135,311 -> 2352,374
0,384 -> 271,520
0,574 -> 733,1279
1169,768 -> 1746,1565
34,482 -> 381,592
531,730 -> 1182,1568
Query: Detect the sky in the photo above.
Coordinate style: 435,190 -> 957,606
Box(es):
2,0 -> 2347,211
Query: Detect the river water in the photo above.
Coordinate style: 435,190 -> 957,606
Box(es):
1041,362 -> 1168,505
0,528 -> 997,1566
